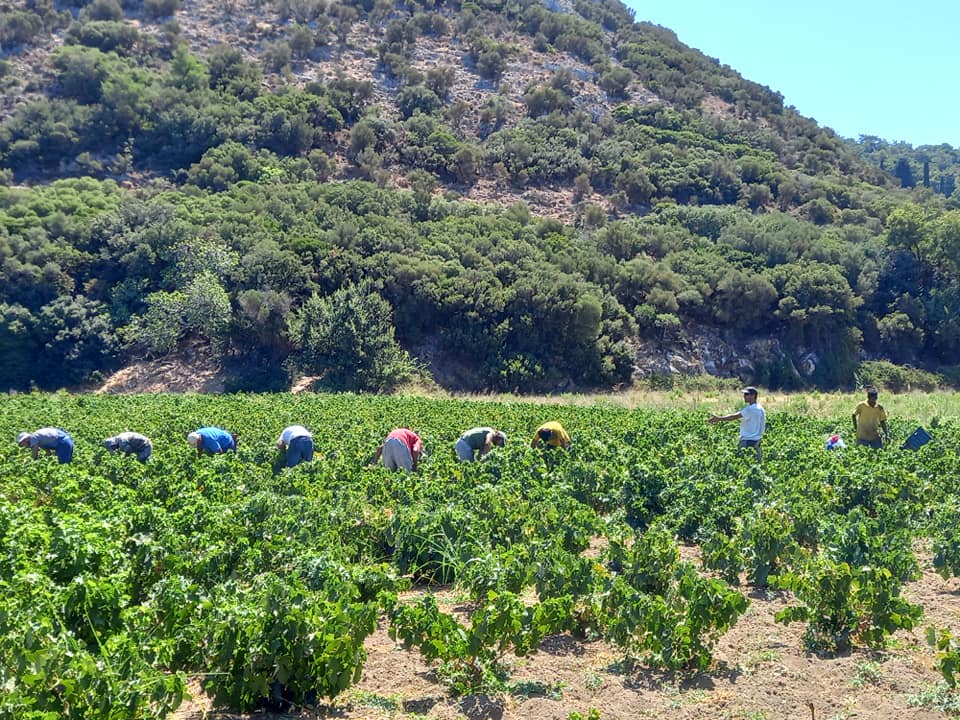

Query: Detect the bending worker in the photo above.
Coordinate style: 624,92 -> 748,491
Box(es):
187,426 -> 238,455
277,424 -> 314,467
455,427 -> 506,462
103,431 -> 152,462
17,427 -> 75,464
530,421 -> 570,450
372,428 -> 423,472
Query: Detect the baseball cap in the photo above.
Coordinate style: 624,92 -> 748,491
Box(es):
742,386 -> 758,395
187,432 -> 200,447
16,432 -> 30,444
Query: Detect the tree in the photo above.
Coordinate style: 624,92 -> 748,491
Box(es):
450,144 -> 482,184
893,158 -> 915,188
83,0 -> 124,21
100,70 -> 151,135
396,85 -> 441,119
123,289 -> 185,356
168,44 -> 208,91
35,296 -> 119,385
239,239 -> 311,294
522,84 -> 572,117
570,295 -> 602,343
263,40 -> 292,73
53,46 -> 110,104
206,45 -> 261,100
799,198 -> 835,226
425,66 -> 455,99
599,65 -> 632,98
739,183 -> 772,211
614,167 -> 655,206
288,25 -> 316,59
770,262 -> 862,384
65,18 -> 139,57
143,0 -> 179,20
931,209 -> 960,277
183,271 -> 232,350
288,281 -> 412,391
235,289 -> 292,361
878,311 -> 923,362
0,11 -> 44,48
713,270 -> 778,329
886,203 -> 930,265
123,272 -> 230,355
476,46 -> 508,83
348,120 -> 377,159
0,303 -> 36,389
773,262 -> 860,331
186,142 -> 260,190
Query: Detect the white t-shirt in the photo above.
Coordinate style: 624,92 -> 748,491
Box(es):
278,425 -> 312,445
739,404 -> 766,441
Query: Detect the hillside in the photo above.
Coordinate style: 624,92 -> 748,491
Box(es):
1,0 -> 959,392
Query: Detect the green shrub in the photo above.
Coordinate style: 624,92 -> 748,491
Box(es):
144,0 -> 179,19
66,20 -> 140,54
82,0 -> 124,21
855,360 -> 942,393
288,280 -> 414,392
0,10 -> 44,47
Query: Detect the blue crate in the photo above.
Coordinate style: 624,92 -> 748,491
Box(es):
900,427 -> 932,451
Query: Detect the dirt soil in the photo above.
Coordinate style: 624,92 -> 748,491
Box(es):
96,354 -> 228,394
171,547 -> 960,720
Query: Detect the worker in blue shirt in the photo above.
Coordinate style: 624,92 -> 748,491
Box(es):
187,427 -> 237,455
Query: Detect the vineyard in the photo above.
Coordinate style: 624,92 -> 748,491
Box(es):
3,392 -> 960,719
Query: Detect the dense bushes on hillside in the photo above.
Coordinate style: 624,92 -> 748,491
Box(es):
0,0 -> 957,391
1,0 -> 893,217
854,136 -> 960,201
1,175 -> 959,391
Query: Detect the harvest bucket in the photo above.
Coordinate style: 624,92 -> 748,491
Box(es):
900,427 -> 932,451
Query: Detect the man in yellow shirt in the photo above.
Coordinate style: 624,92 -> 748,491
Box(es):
530,421 -> 571,450
852,388 -> 890,449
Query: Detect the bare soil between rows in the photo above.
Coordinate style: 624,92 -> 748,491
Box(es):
172,547 -> 960,720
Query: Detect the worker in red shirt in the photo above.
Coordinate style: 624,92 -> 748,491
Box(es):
372,428 -> 423,472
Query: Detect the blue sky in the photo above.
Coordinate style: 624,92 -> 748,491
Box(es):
623,1 -> 960,148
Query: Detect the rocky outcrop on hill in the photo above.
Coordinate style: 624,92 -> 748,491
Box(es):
632,327 -> 821,385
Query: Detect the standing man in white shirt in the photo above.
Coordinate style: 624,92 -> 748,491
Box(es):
277,425 -> 314,467
708,386 -> 766,461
